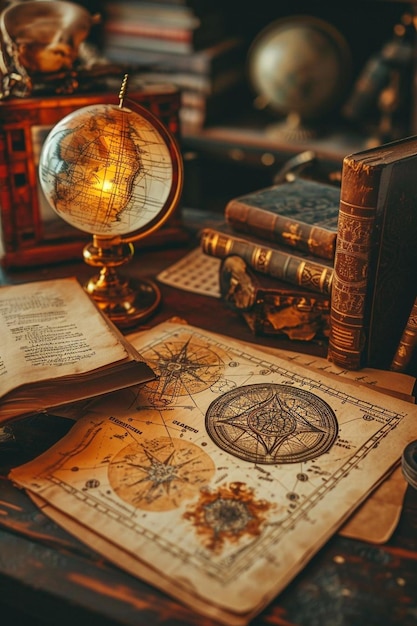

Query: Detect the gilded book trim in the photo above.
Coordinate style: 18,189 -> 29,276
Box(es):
391,297 -> 417,372
328,203 -> 376,369
328,134 -> 417,370
200,228 -> 333,296
225,178 -> 340,260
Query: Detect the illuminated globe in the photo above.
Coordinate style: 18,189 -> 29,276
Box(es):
38,89 -> 183,328
39,102 -> 179,238
247,16 -> 351,137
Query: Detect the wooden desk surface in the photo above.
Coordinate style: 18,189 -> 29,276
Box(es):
1,243 -> 417,626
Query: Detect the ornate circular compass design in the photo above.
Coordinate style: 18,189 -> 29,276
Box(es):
206,383 -> 338,464
108,437 -> 215,511
142,336 -> 225,406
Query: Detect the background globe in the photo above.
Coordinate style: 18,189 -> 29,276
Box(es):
39,103 -> 175,237
247,16 -> 352,122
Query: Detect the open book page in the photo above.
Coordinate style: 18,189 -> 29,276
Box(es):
0,277 -> 156,422
9,321 -> 417,625
0,277 -> 134,398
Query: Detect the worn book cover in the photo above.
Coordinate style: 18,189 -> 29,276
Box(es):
225,177 -> 340,260
219,255 -> 330,342
200,223 -> 334,295
328,135 -> 417,370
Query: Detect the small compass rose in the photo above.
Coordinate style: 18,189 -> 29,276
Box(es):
108,436 -> 215,511
142,334 -> 225,406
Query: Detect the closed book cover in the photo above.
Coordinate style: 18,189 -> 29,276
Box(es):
225,177 -> 340,260
328,135 -> 417,370
104,37 -> 244,76
200,223 -> 333,295
104,9 -> 225,52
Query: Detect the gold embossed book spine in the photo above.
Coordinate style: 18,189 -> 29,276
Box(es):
390,296 -> 417,372
328,136 -> 417,370
225,178 -> 340,260
200,226 -> 333,295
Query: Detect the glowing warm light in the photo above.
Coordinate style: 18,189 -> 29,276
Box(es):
101,178 -> 114,193
92,173 -> 114,194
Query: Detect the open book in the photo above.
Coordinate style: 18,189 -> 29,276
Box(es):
0,277 -> 155,422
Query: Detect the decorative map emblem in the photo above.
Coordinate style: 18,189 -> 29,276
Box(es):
206,383 -> 338,464
142,335 -> 226,406
108,436 -> 215,511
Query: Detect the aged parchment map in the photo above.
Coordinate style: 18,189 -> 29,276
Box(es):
10,321 -> 417,625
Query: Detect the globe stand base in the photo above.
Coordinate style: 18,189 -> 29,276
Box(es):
83,238 -> 161,330
85,273 -> 161,329
266,112 -> 320,142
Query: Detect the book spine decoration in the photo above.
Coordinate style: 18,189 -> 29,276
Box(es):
200,228 -> 333,295
390,296 -> 417,372
328,158 -> 382,370
226,200 -> 337,260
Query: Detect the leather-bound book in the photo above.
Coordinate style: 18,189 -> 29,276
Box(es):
328,135 -> 417,370
200,223 -> 334,295
219,255 -> 330,342
390,296 -> 417,373
225,177 -> 340,260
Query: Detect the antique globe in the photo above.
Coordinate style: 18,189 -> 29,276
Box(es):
247,16 -> 352,139
39,77 -> 183,328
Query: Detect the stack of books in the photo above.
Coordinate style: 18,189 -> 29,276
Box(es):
199,176 -> 341,342
102,1 -> 246,133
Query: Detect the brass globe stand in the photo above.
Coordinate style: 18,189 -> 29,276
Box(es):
83,235 -> 161,329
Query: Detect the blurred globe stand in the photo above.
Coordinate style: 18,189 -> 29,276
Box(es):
247,16 -> 352,141
38,76 -> 183,329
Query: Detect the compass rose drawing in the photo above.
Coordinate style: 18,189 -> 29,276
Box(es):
142,333 -> 226,406
206,383 -> 338,464
108,436 -> 215,511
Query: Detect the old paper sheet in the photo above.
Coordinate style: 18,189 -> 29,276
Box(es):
339,465 -> 408,543
10,321 -> 417,625
157,246 -> 221,296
